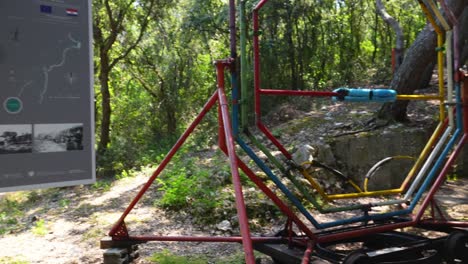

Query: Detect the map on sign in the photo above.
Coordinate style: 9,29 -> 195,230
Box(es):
0,0 -> 95,192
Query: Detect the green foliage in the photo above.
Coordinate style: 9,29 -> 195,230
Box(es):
149,250 -> 207,264
0,257 -> 30,264
149,249 -> 248,264
0,193 -> 34,235
91,180 -> 112,192
156,166 -> 198,209
93,0 -> 427,175
31,219 -> 48,236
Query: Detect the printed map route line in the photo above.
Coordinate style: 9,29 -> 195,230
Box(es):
17,80 -> 33,97
39,33 -> 81,104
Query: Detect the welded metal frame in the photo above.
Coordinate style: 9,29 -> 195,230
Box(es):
103,1 -> 467,263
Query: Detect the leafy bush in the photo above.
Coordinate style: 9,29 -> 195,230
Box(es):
149,250 -> 207,264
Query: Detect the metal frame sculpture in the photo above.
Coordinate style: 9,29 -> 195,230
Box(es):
101,1 -> 468,263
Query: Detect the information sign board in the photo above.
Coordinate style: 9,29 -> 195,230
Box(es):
0,0 -> 95,192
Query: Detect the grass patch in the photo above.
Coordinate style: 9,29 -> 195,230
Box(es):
0,192 -> 35,235
0,256 -> 30,264
82,226 -> 105,242
149,250 -> 207,264
31,219 -> 48,236
91,180 -> 112,192
149,250 -> 259,264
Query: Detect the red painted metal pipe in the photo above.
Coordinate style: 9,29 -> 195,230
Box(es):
236,153 -> 316,238
316,220 -> 412,244
221,147 -> 316,238
415,134 -> 466,221
301,241 -> 314,264
217,130 -> 315,239
260,89 -> 339,97
253,9 -> 261,123
463,73 -> 468,134
419,220 -> 468,228
254,0 -> 269,11
216,61 -> 256,264
258,123 -> 292,159
109,91 -> 219,237
126,235 -> 283,243
437,0 -> 457,26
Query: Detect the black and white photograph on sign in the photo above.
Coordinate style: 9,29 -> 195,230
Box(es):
33,123 -> 84,153
0,124 -> 33,154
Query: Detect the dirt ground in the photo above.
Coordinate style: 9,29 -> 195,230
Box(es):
0,165 -> 466,264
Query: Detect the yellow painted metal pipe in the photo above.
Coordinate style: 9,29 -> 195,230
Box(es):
397,95 -> 442,100
419,1 -> 443,35
300,122 -> 444,200
437,34 -> 446,121
426,0 -> 451,31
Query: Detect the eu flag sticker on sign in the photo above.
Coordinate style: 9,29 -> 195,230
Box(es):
66,8 -> 78,16
40,5 -> 52,14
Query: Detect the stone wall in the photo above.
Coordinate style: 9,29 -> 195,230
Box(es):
326,125 -> 467,190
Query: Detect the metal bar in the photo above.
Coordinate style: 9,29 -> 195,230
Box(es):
216,61 -> 256,264
437,34 -> 446,121
253,0 -> 269,11
418,1 -> 443,35
425,0 -> 451,31
437,0 -> 457,25
253,9 -> 261,124
327,120 -> 446,200
415,134 -> 466,221
463,75 -> 468,133
372,126 -> 455,207
234,149 -> 317,239
396,95 -> 442,100
217,136 -> 316,238
258,122 -> 292,159
419,220 -> 468,227
125,236 -> 283,243
245,131 -> 366,213
252,1 -> 292,160
236,137 -> 322,228
260,89 -> 338,97
108,91 -> 219,237
240,0 -> 249,130
447,31 -> 455,128
245,130 -> 286,172
316,220 -> 413,243
301,241 -> 314,264
229,0 -> 240,137
399,119 -> 446,190
433,200 -> 448,221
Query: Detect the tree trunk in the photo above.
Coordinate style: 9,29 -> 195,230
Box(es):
376,0 -> 404,71
378,1 -> 468,122
97,55 -> 111,155
459,8 -> 468,65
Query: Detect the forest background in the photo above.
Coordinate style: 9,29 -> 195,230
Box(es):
94,0 -> 459,177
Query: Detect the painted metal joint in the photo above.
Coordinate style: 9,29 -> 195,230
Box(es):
110,221 -> 130,240
214,58 -> 235,67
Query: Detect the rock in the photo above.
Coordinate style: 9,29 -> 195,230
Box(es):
292,144 -> 316,165
216,220 -> 232,232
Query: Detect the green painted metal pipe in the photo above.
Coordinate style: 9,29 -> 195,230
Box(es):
244,130 -> 365,213
240,0 -> 249,130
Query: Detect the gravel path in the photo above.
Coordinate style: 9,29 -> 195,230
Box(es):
0,168 -> 466,263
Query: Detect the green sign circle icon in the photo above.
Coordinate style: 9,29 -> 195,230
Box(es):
4,97 -> 23,114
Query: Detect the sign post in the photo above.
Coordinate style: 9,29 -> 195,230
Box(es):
0,0 -> 95,192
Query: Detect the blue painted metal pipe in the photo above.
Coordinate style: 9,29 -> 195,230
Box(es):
367,83 -> 463,221
332,88 -> 397,103
236,138 -> 322,227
